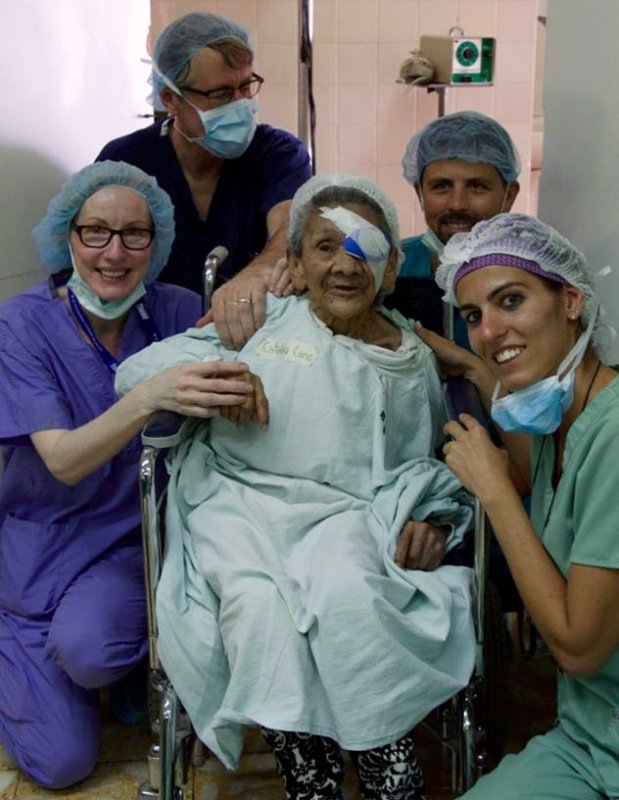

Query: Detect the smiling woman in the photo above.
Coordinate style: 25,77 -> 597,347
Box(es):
426,213 -> 619,800
0,161 -> 269,790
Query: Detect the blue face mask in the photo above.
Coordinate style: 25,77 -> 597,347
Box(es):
155,66 -> 258,159
490,309 -> 597,435
179,97 -> 258,158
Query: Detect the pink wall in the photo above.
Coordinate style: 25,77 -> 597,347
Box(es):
151,0 -> 540,237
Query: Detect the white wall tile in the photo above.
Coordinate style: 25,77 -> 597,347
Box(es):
313,0 -> 338,43
256,0 -> 297,43
497,0 -> 538,41
456,0 -> 499,36
332,161 -> 378,180
213,0 -> 257,32
257,43 -> 298,81
337,0 -> 379,43
378,1 -> 419,44
379,43 -> 412,85
337,84 -> 378,126
337,43 -> 379,84
495,82 -> 534,123
494,40 -> 536,83
313,43 -> 339,84
418,0 -> 459,35
313,84 -> 338,125
378,84 -> 418,127
377,164 -> 415,210
337,124 -> 377,163
453,84 -> 496,115
377,123 -> 414,166
258,84 -> 298,131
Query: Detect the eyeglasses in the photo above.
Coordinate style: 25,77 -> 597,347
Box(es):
71,224 -> 155,250
179,73 -> 264,106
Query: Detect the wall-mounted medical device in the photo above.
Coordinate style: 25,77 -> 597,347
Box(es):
419,35 -> 495,84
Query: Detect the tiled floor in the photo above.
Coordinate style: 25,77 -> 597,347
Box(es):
0,634 -> 557,800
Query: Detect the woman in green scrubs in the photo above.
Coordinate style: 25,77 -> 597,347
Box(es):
428,212 -> 619,800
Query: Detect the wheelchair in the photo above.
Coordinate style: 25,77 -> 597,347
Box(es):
135,263 -> 509,800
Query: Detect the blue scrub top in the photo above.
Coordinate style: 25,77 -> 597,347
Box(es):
97,122 -> 312,295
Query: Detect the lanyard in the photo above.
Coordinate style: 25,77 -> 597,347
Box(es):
67,289 -> 162,374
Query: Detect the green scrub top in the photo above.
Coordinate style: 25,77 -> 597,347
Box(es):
529,375 -> 619,792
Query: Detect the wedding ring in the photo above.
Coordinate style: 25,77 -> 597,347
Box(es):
237,297 -> 252,304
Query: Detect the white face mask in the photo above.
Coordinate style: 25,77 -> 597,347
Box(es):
67,251 -> 146,320
420,226 -> 445,256
490,307 -> 597,435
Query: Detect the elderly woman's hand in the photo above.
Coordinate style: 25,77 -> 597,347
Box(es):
394,520 -> 449,571
268,256 -> 295,298
219,371 -> 269,430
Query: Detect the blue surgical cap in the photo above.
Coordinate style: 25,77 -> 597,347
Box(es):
402,111 -> 521,185
32,161 -> 175,284
151,12 -> 252,99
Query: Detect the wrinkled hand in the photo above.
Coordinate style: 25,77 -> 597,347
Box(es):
394,520 -> 449,571
197,270 -> 269,349
143,360 -> 255,419
269,256 -> 295,298
443,413 -> 512,500
414,322 -> 479,380
219,371 -> 269,430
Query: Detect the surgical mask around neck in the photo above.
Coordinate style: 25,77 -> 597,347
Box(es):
67,252 -> 146,320
490,308 -> 598,435
156,68 -> 257,158
319,206 -> 391,293
421,226 -> 445,257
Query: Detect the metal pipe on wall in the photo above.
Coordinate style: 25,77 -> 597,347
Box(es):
298,0 -> 316,171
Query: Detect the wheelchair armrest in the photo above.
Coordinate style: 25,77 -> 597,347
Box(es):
141,410 -> 192,449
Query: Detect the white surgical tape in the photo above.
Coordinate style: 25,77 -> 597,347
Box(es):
319,206 -> 390,289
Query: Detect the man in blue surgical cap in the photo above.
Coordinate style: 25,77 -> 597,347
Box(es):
385,111 -> 521,347
97,11 -> 312,350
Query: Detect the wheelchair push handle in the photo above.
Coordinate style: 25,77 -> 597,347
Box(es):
203,245 -> 229,316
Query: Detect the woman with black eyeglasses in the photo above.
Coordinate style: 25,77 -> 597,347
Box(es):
96,11 -> 312,351
0,160 -> 267,789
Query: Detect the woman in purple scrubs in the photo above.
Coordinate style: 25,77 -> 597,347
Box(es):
0,161 -> 262,788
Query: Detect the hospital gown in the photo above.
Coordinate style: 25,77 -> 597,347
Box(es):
115,294 -> 476,768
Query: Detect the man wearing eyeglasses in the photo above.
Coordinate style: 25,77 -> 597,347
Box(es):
96,12 -> 312,349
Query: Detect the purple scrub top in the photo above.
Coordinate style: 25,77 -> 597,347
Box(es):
0,279 -> 201,617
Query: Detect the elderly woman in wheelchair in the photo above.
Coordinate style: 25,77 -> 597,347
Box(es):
116,174 -> 477,800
